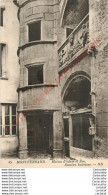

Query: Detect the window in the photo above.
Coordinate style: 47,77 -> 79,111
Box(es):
66,28 -> 73,38
28,21 -> 41,42
0,104 -> 17,136
0,8 -> 5,26
28,65 -> 43,85
0,43 -> 6,78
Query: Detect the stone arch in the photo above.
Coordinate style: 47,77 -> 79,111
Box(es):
60,0 -> 68,27
60,0 -> 89,28
62,71 -> 91,110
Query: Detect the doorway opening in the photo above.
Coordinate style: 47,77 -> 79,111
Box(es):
72,113 -> 92,151
63,75 -> 93,157
27,112 -> 53,158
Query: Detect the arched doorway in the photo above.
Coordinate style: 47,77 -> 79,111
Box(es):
61,0 -> 89,37
62,74 -> 94,158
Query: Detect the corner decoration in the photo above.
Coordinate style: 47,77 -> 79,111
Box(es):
88,114 -> 103,151
80,23 -> 89,47
89,114 -> 96,136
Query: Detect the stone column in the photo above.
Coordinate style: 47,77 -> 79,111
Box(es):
18,112 -> 28,159
53,111 -> 64,158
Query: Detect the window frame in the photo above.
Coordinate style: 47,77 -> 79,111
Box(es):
0,43 -> 7,79
66,27 -> 73,38
0,7 -> 5,27
27,64 -> 44,86
28,20 -> 41,42
0,104 -> 17,137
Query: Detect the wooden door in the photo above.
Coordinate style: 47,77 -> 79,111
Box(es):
69,113 -> 93,158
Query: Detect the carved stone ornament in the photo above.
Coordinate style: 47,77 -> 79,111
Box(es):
59,53 -> 63,67
59,49 -> 66,66
68,33 -> 74,46
89,115 -> 96,135
80,24 -> 89,47
73,41 -> 82,55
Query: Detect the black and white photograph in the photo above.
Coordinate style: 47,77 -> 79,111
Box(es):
0,0 -> 108,168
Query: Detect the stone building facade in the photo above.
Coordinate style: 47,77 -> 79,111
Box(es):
58,0 -> 108,159
1,0 -> 108,159
0,0 -> 19,155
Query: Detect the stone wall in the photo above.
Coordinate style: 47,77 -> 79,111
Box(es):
0,0 -> 19,155
58,0 -> 108,158
18,0 -> 64,158
1,137 -> 19,156
17,0 -> 108,158
0,0 -> 19,103
89,0 -> 108,158
18,0 -> 61,111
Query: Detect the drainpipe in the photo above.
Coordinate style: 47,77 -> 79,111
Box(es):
13,0 -> 20,21
13,0 -> 20,58
13,0 -> 19,7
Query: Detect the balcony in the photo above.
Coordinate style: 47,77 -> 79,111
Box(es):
58,14 -> 89,70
